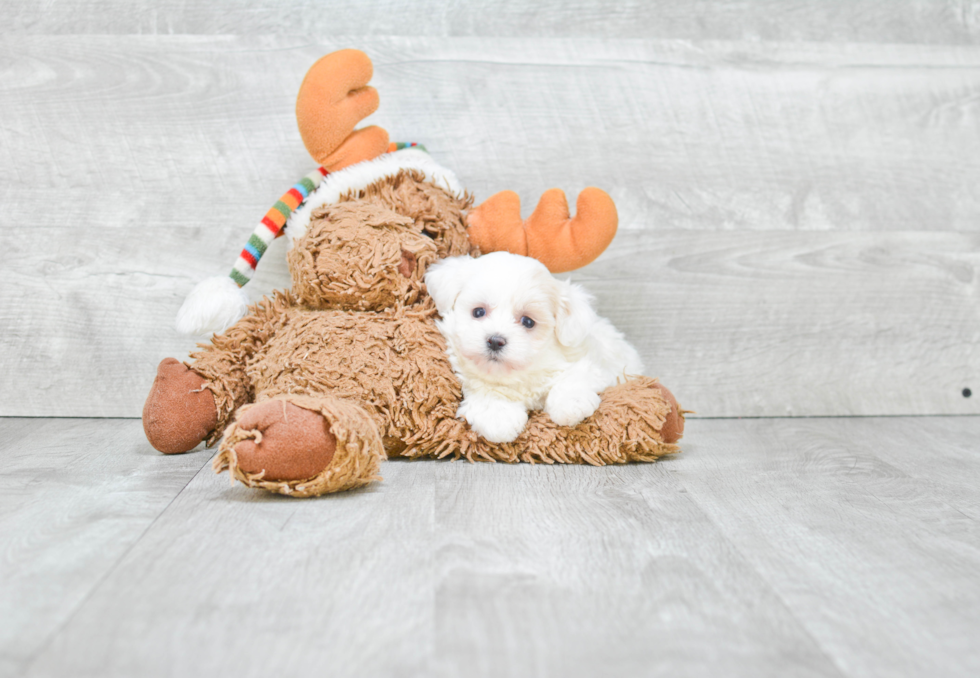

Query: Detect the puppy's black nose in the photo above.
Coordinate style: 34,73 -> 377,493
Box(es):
487,335 -> 507,352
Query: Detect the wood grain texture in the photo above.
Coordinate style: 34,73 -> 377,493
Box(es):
0,418 -> 210,678
675,417 -> 980,677
4,36 -> 979,233
1,35 -> 979,417
854,416 -> 980,520
11,415 -> 980,677
4,228 -> 977,418
583,230 -> 980,417
23,453 -> 441,678
2,0 -> 980,44
430,461 -> 841,678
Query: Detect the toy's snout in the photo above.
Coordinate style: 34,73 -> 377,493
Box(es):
399,249 -> 417,278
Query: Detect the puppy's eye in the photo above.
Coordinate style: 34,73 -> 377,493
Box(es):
521,316 -> 535,329
472,307 -> 486,319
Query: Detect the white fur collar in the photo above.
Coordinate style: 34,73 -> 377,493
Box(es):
286,149 -> 464,246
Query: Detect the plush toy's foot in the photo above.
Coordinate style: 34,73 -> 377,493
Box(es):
226,399 -> 337,482
213,395 -> 385,497
651,381 -> 685,444
142,358 -> 218,454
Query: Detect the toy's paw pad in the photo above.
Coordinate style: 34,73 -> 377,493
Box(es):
233,400 -> 337,482
459,397 -> 528,444
143,358 -> 217,454
546,387 -> 601,427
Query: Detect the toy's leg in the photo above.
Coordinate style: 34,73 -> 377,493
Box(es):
142,358 -> 218,454
651,381 -> 685,444
571,377 -> 685,463
462,376 -> 686,465
212,395 -> 385,497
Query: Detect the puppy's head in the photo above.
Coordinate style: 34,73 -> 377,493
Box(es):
425,252 -> 597,376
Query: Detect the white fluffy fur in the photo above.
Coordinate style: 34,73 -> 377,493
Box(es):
425,252 -> 644,443
175,275 -> 250,336
286,148 -> 463,246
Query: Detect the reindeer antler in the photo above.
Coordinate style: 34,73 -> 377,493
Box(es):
467,187 -> 618,273
295,49 -> 390,172
296,50 -> 617,270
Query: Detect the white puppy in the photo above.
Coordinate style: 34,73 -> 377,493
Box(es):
424,252 -> 643,443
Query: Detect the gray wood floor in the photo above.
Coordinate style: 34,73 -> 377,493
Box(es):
2,415 -> 978,678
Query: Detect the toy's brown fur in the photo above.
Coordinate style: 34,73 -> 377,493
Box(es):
154,169 -> 683,496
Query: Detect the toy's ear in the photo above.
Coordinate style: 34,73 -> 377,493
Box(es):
424,256 -> 474,317
554,280 -> 598,348
296,49 -> 390,172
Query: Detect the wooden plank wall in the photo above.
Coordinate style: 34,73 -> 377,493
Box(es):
3,1 -> 980,42
1,3 -> 978,418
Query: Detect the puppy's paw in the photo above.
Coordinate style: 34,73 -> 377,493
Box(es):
458,397 -> 528,444
546,387 -> 601,427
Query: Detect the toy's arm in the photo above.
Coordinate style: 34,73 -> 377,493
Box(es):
187,292 -> 292,436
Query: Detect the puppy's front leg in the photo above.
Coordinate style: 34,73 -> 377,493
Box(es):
457,394 -> 528,444
545,367 -> 603,427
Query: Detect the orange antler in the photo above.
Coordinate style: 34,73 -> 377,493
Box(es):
295,49 -> 390,172
467,187 -> 618,273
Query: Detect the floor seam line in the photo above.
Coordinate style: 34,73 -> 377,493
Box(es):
19,448 -> 218,674
665,466 -> 854,678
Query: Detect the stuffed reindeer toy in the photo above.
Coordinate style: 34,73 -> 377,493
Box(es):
142,49 -> 685,497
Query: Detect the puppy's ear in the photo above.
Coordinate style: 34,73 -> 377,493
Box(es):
424,255 -> 473,316
554,280 -> 598,348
